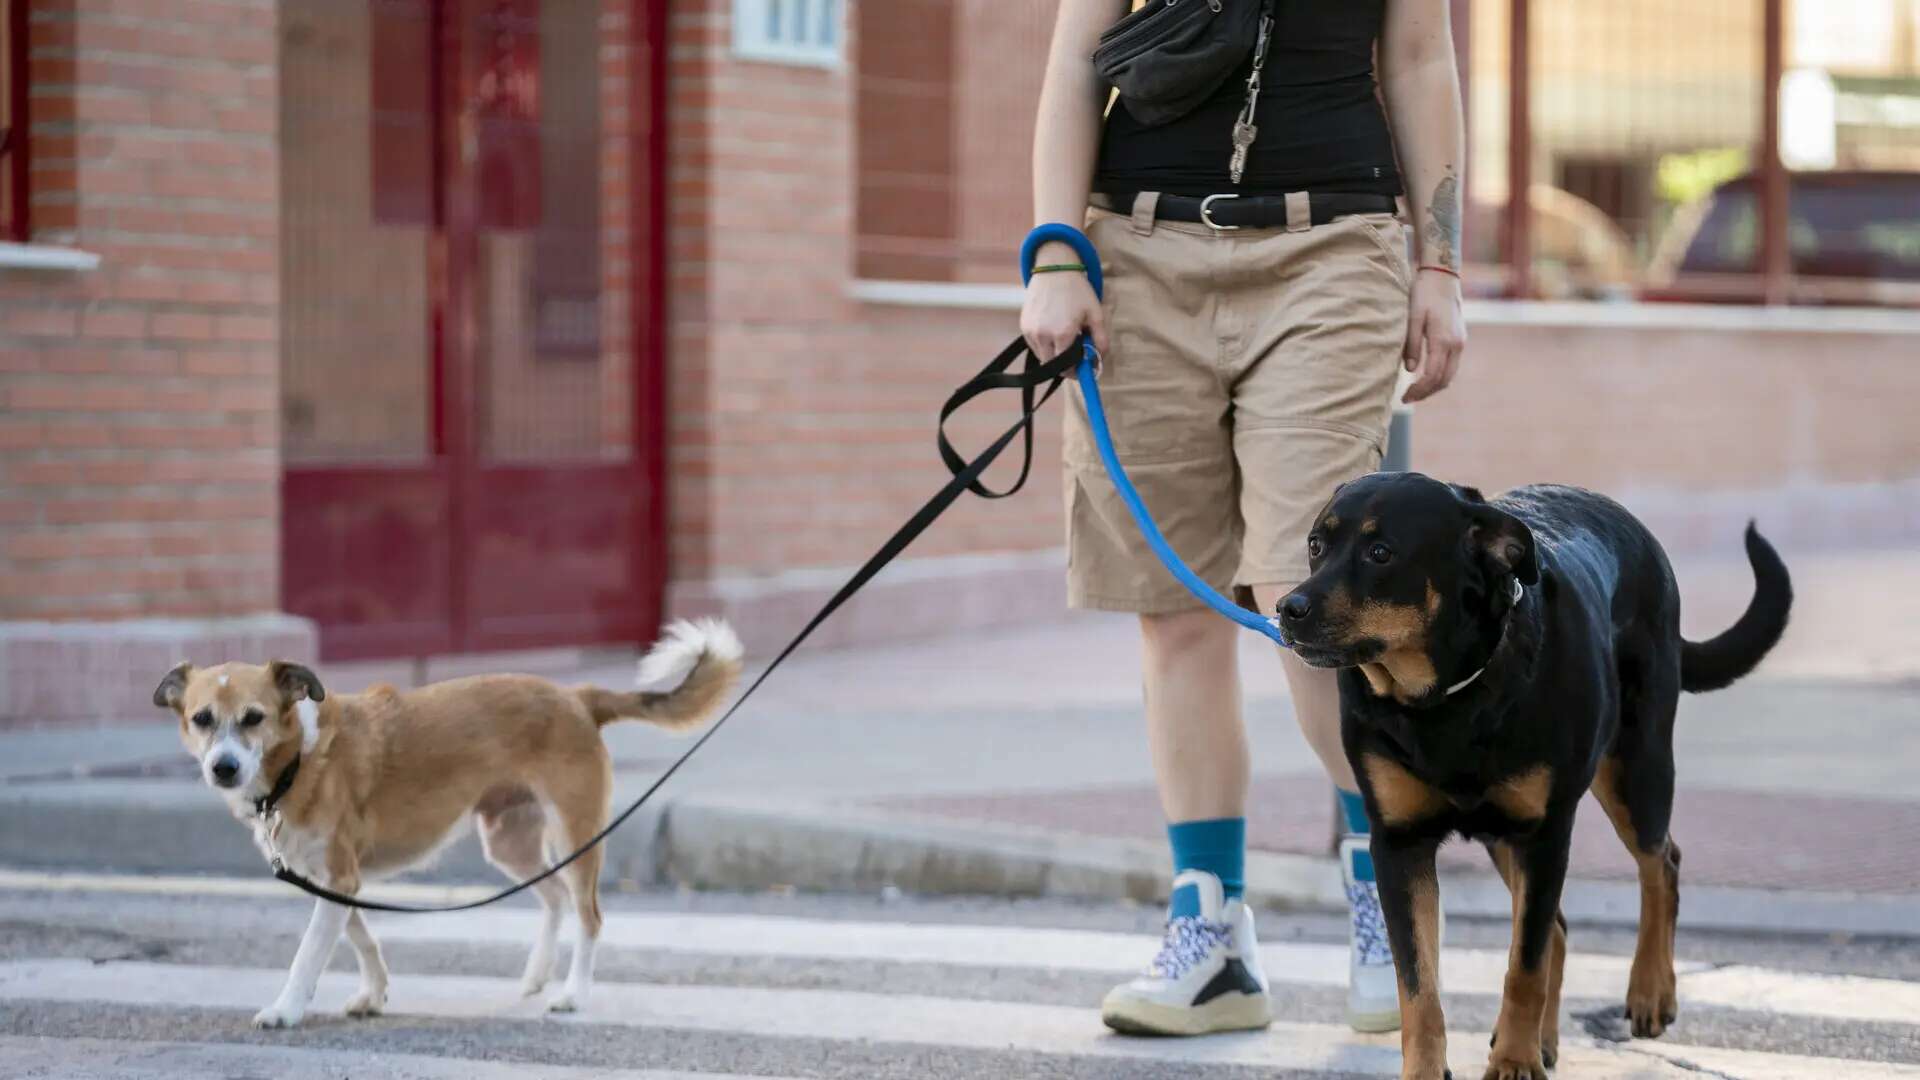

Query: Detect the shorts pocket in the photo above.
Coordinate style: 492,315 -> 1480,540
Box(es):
1348,213 -> 1413,291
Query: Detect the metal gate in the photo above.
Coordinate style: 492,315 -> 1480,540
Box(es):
279,0 -> 667,659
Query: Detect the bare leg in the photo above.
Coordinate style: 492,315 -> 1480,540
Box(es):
1253,583 -> 1356,790
1140,608 -> 1247,821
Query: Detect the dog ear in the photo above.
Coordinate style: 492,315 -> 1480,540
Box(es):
1468,505 -> 1539,586
269,660 -> 326,704
153,661 -> 193,711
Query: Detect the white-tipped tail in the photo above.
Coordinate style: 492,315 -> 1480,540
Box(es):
579,618 -> 745,732
636,618 -> 744,688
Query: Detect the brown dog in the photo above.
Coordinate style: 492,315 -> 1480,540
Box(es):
154,619 -> 742,1028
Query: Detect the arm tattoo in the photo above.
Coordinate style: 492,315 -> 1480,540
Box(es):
1424,174 -> 1461,271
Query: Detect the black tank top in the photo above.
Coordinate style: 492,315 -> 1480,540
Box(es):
1095,0 -> 1401,197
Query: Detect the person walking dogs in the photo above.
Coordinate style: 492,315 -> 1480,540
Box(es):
1022,0 -> 1467,1037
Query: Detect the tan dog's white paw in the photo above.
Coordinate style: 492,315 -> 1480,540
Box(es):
344,987 -> 388,1018
252,1003 -> 304,1029
546,991 -> 579,1014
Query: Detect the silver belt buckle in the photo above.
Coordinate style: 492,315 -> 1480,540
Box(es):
1199,193 -> 1240,231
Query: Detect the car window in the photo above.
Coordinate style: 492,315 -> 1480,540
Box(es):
1678,189 -> 1758,275
1683,178 -> 1920,281
1787,180 -> 1920,281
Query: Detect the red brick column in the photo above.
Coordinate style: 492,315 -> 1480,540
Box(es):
0,0 -> 312,726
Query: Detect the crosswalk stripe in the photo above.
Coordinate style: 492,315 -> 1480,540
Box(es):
6,870 -> 1915,1028
374,909 -> 1920,1026
0,1035 -> 782,1080
3,959 -> 1915,1080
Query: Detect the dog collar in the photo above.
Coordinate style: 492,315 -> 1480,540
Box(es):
253,754 -> 302,818
1443,578 -> 1525,697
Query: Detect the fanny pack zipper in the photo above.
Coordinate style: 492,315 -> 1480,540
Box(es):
1097,0 -> 1223,57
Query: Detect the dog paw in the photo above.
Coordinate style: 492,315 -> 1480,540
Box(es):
1540,1038 -> 1558,1069
344,987 -> 388,1018
520,975 -> 548,998
1481,1054 -> 1548,1080
1625,992 -> 1677,1039
252,1003 -> 304,1029
546,991 -> 579,1014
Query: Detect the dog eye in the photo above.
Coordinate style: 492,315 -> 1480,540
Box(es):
190,709 -> 214,729
1306,535 -> 1324,560
239,709 -> 265,727
1367,543 -> 1393,565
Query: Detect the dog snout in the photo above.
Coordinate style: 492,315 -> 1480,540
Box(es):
209,755 -> 240,787
1279,592 -> 1313,623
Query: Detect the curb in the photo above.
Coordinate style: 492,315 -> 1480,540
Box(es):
4,782 -> 1916,939
653,794 -> 1920,940
0,779 -> 667,891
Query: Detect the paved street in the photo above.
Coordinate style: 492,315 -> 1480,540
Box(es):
2,873 -> 1917,1079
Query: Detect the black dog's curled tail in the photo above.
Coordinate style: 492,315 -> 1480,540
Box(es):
1681,522 -> 1793,693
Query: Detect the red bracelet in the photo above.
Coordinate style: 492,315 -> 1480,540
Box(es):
1418,264 -> 1462,280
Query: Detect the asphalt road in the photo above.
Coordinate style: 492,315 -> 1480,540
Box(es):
1,873 -> 1916,1078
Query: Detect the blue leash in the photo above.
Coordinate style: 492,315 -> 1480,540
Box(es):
1021,224 -> 1288,647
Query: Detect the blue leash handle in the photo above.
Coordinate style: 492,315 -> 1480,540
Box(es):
1021,225 -> 1287,647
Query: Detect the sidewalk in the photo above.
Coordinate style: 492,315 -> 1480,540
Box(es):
4,543 -> 1917,936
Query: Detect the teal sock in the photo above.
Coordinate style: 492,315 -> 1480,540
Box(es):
1167,817 -> 1246,917
1337,789 -> 1375,883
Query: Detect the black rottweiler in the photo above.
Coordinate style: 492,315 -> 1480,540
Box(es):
1277,473 -> 1792,1080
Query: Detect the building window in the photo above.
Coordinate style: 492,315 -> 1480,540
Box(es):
1,0 -> 28,241
733,0 -> 843,68
853,1 -> 1053,283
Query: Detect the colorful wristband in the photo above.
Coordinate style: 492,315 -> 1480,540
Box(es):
1418,264 -> 1462,280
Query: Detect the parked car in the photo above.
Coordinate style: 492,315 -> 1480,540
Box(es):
1644,170 -> 1920,306
1464,184 -> 1640,301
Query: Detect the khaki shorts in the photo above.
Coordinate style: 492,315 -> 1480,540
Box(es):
1063,199 -> 1411,613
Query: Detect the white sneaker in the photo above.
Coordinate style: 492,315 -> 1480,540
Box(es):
1341,836 -> 1402,1033
1101,870 -> 1273,1036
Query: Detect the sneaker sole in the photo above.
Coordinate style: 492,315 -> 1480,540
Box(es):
1101,992 -> 1273,1037
1346,1006 -> 1402,1034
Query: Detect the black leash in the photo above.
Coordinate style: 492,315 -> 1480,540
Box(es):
270,337 -> 1079,912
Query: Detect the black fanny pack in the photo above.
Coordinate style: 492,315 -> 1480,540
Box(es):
1092,0 -> 1277,182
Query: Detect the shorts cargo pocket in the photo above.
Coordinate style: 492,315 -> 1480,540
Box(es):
1348,213 -> 1413,292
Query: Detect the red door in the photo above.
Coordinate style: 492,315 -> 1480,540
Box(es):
280,0 -> 667,660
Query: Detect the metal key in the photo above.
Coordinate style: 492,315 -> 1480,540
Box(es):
1229,119 -> 1257,184
1229,12 -> 1274,185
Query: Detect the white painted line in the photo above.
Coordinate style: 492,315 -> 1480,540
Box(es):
374,909 -> 1920,1027
0,1035 -> 775,1080
0,868 -> 499,905
1679,965 -> 1920,1028
7,871 -> 1915,1027
388,908 -> 1687,1002
3,960 -> 1910,1080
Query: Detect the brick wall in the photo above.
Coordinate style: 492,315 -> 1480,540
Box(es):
663,0 -> 1067,648
0,0 -> 281,621
1417,308 -> 1920,552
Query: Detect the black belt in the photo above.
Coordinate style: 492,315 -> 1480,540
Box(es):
1098,191 -> 1398,231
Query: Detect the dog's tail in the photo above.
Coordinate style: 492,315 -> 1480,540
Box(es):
578,619 -> 744,731
1680,523 -> 1792,694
